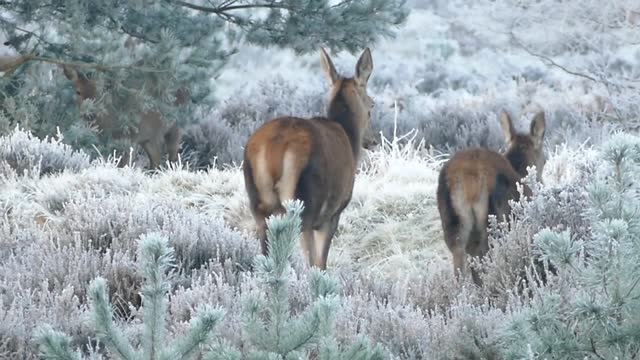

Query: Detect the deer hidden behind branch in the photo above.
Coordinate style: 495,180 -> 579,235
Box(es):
243,47 -> 375,270
61,38 -> 189,170
437,110 -> 546,286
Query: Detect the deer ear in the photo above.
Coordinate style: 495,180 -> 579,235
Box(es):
530,111 -> 546,147
61,65 -> 78,81
499,110 -> 515,144
319,47 -> 339,84
355,47 -> 373,85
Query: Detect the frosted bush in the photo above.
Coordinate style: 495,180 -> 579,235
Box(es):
0,163 -> 257,358
0,126 -> 91,177
498,133 -> 640,359
476,179 -> 590,306
180,118 -> 245,169
0,222 -> 109,357
35,233 -> 226,360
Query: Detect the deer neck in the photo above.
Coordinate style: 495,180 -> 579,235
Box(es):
327,85 -> 365,159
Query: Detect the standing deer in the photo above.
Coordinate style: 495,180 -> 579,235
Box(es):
243,47 -> 374,270
437,110 -> 546,285
62,64 -> 187,170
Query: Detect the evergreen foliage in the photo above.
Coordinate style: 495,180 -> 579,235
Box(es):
0,0 -> 409,161
210,200 -> 386,359
500,133 -> 640,359
36,233 -> 225,360
35,202 -> 385,359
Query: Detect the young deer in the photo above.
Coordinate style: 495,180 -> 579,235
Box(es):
243,47 -> 374,270
62,65 -> 187,169
437,110 -> 546,285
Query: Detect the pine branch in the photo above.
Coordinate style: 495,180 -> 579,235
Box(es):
31,56 -> 171,73
319,336 -> 387,360
0,18 -> 52,47
590,338 -> 606,360
35,326 -> 83,360
162,306 -> 225,360
1,51 -> 172,77
624,275 -> 640,299
172,0 -> 292,14
139,234 -> 174,359
105,15 -> 160,44
88,278 -> 139,360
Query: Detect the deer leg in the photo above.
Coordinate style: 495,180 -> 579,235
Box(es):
255,216 -> 268,256
116,147 -> 132,168
451,246 -> 467,281
469,229 -> 488,287
445,215 -> 473,283
165,125 -> 182,164
299,229 -> 315,267
141,140 -> 162,170
470,260 -> 483,286
312,214 -> 340,270
468,201 -> 490,287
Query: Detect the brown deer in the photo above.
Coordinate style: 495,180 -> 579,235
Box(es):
243,47 -> 374,270
436,110 -> 546,285
61,63 -> 187,169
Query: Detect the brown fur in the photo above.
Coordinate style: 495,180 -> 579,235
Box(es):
62,39 -> 188,169
0,54 -> 30,73
437,110 -> 546,285
243,47 -> 374,270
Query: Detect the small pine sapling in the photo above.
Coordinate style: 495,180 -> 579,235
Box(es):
208,200 -> 387,359
36,233 -> 225,360
501,133 -> 640,359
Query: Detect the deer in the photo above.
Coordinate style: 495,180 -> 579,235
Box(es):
61,38 -> 187,169
242,47 -> 374,270
436,110 -> 546,285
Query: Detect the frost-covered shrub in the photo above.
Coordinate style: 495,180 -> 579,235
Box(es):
36,233 -> 225,360
368,100 -> 508,154
413,62 -> 472,95
326,131 -> 599,359
322,266 -> 524,360
467,0 -> 640,128
180,118 -> 246,169
1,164 -> 257,274
0,223 -> 101,358
498,133 -> 640,358
55,194 -> 256,273
0,163 -> 257,358
473,177 -> 590,307
0,126 -> 91,177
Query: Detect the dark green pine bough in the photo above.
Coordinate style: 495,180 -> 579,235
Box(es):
37,200 -> 387,359
0,0 -> 408,159
500,133 -> 640,359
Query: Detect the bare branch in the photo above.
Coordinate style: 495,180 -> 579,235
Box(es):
509,32 -> 599,82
